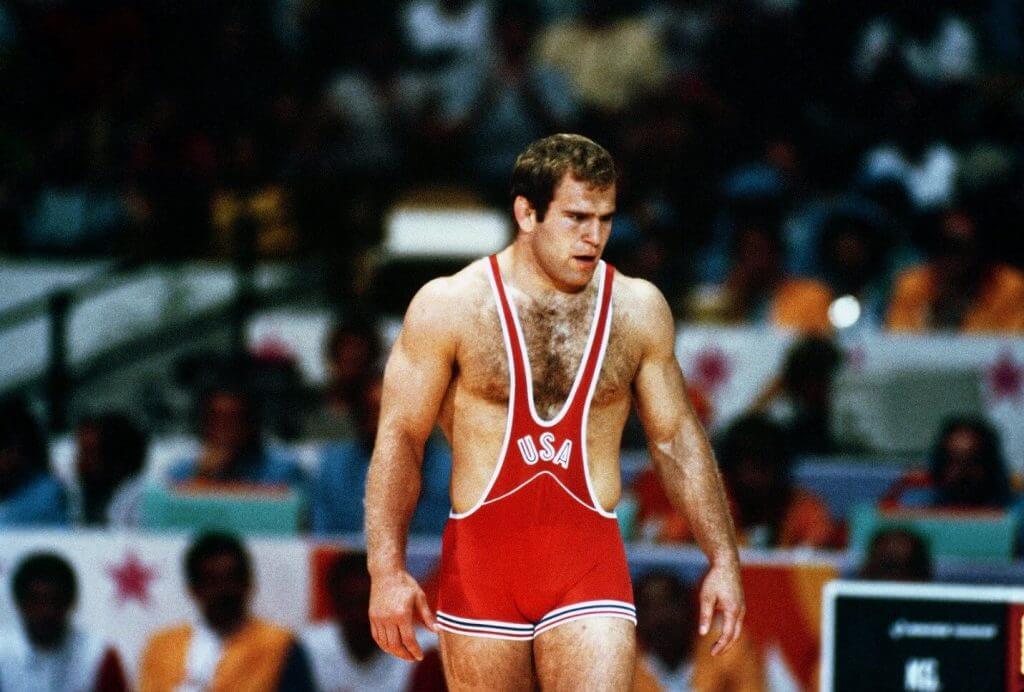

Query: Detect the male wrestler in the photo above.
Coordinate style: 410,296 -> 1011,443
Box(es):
366,134 -> 743,690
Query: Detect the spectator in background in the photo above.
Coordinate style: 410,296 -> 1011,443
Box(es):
882,416 -> 1014,512
659,414 -> 836,548
632,570 -> 762,691
930,417 -> 1013,510
139,532 -> 312,691
74,413 -> 148,527
853,2 -> 978,86
534,0 -> 667,118
859,528 -> 934,582
0,552 -> 128,691
814,210 -> 893,329
301,551 -> 443,691
692,221 -> 832,334
168,386 -> 305,489
886,207 -> 1024,333
0,399 -> 68,527
312,372 -> 450,535
209,131 -> 297,258
752,337 -> 844,456
304,318 -> 383,440
464,3 -> 579,197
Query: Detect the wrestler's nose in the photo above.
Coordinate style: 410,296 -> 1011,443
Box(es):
581,221 -> 601,247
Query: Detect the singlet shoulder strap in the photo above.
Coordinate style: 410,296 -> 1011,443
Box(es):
487,255 -> 530,403
573,261 -> 615,413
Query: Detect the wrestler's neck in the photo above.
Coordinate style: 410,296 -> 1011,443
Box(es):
504,240 -> 596,298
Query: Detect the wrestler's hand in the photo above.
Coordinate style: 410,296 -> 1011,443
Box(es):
699,560 -> 745,656
369,570 -> 439,662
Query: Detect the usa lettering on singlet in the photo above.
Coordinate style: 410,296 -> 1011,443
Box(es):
435,255 -> 636,640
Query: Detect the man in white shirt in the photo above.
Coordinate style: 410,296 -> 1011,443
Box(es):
0,552 -> 128,691
302,552 -> 441,691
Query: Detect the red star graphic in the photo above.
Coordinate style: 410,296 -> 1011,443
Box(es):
107,552 -> 157,606
691,347 -> 731,393
988,350 -> 1023,401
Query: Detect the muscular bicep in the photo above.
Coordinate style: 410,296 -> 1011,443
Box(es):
378,281 -> 458,447
631,283 -> 698,446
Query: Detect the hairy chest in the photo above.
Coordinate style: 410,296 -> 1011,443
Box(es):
457,291 -> 638,417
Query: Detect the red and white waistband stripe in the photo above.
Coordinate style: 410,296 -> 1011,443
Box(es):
436,600 -> 636,640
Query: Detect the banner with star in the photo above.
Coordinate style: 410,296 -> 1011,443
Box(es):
0,530 -> 309,681
676,327 -> 1024,474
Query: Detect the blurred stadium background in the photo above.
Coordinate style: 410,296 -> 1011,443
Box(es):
1,0 -> 1024,690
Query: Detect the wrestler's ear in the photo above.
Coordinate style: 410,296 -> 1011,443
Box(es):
513,195 -> 536,235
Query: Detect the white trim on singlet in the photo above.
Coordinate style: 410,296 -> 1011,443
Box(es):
503,262 -> 606,428
580,295 -> 617,518
448,265 -> 518,520
480,470 -> 601,512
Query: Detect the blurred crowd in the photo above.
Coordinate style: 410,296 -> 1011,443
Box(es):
1,0 -> 1023,332
2,318 -> 1022,560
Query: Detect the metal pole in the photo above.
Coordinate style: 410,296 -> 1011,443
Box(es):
47,290 -> 71,432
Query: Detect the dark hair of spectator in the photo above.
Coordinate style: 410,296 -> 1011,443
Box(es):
326,551 -> 370,592
510,134 -> 616,222
184,532 -> 252,589
78,413 -> 148,478
633,569 -> 691,604
930,416 -> 1012,507
325,317 -> 382,366
12,552 -> 77,607
198,385 -> 262,445
861,528 -> 934,582
716,413 -> 791,476
0,398 -> 50,479
817,211 -> 888,277
782,337 -> 843,392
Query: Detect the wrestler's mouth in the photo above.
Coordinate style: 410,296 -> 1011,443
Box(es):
573,255 -> 597,267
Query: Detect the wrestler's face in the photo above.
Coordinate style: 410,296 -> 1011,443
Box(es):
517,174 -> 615,292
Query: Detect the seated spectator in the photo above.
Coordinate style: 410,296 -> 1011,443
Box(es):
886,208 -> 1024,333
632,570 -> 762,691
883,416 -> 1013,511
169,386 -> 305,489
139,532 -> 312,691
751,336 -> 844,456
464,3 -> 579,196
312,373 -> 451,536
209,132 -> 297,258
815,210 -> 892,329
74,413 -> 148,527
858,528 -> 934,582
304,318 -> 383,441
534,0 -> 667,116
659,414 -> 837,548
302,552 -> 442,691
0,399 -> 68,527
0,552 -> 128,690
692,223 -> 832,334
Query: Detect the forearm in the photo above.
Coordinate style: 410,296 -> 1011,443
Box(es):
651,417 -> 739,567
365,431 -> 424,577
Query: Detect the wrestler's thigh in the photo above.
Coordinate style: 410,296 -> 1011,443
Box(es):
534,617 -> 636,692
439,631 -> 535,691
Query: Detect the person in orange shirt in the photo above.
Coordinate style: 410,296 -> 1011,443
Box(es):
656,414 -> 836,548
719,224 -> 833,334
886,207 -> 1024,333
632,571 -> 763,691
139,532 -> 312,691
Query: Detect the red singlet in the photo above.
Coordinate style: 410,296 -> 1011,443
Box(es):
436,255 -> 635,640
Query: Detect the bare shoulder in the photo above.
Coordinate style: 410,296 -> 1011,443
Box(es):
401,258 -> 491,342
611,272 -> 675,351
